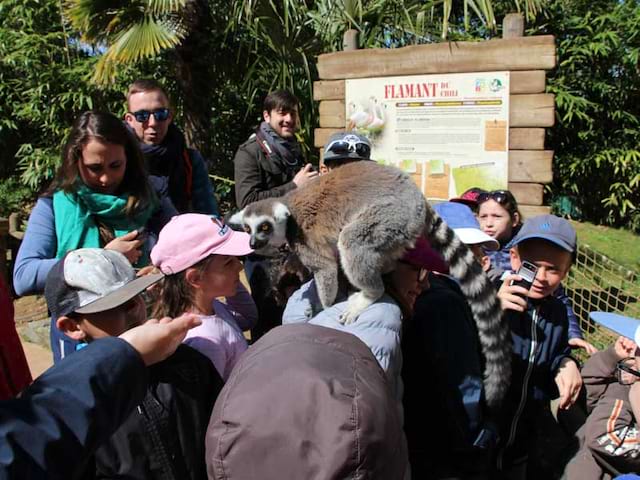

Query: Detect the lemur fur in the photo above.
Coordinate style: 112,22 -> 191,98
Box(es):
229,161 -> 510,407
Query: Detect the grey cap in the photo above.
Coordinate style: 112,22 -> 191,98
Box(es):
511,214 -> 577,252
323,132 -> 372,163
45,248 -> 163,319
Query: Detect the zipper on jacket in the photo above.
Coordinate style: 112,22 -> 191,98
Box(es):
497,308 -> 539,470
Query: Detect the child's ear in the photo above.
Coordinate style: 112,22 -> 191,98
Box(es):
509,247 -> 521,271
185,267 -> 202,289
56,316 -> 86,341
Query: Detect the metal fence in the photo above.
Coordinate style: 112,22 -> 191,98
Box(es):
565,244 -> 640,350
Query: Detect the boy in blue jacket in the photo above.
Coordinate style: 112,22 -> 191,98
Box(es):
496,215 -> 583,478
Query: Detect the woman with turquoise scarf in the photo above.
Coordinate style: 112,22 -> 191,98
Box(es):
14,111 -> 177,362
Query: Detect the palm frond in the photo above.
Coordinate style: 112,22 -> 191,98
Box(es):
92,15 -> 185,84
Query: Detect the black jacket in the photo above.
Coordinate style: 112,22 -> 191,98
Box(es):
233,135 -> 300,208
402,274 -> 494,478
93,344 -> 223,480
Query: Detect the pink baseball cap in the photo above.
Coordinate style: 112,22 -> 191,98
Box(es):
151,214 -> 254,274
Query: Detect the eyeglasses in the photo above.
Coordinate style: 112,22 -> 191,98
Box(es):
400,261 -> 429,283
477,190 -> 516,205
129,108 -> 170,123
616,357 -> 640,385
325,138 -> 371,159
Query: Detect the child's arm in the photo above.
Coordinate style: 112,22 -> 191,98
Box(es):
555,357 -> 582,410
223,282 -> 258,332
581,338 -> 632,411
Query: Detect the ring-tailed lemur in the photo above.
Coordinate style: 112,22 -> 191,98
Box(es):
229,161 -> 510,407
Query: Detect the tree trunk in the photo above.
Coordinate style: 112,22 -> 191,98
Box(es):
172,0 -> 214,156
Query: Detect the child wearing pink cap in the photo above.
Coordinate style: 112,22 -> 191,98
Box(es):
151,214 -> 257,380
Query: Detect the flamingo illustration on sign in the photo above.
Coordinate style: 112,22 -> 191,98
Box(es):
347,97 -> 386,136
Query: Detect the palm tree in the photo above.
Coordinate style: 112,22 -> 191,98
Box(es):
64,0 -> 223,151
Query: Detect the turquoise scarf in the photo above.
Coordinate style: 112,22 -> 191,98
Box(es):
53,184 -> 156,267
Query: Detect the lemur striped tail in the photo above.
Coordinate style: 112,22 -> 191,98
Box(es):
424,208 -> 511,409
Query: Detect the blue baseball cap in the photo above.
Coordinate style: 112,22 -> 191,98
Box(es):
434,202 -> 499,250
510,214 -> 577,253
590,312 -> 640,345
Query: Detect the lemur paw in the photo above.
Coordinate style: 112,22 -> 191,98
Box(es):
339,292 -> 373,325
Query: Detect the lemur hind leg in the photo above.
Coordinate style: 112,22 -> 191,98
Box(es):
295,243 -> 339,310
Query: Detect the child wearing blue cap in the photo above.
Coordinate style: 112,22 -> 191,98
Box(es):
565,313 -> 640,478
495,214 -> 583,477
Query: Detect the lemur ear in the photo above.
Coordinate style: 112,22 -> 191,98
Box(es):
273,202 -> 291,223
227,209 -> 246,231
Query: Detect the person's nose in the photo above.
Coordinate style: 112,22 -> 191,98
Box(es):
283,113 -> 293,124
534,267 -> 547,284
99,173 -> 111,186
147,114 -> 158,127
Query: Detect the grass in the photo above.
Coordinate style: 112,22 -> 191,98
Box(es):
570,220 -> 640,270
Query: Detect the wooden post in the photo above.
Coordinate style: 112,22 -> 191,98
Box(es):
343,29 -> 359,51
503,13 -> 524,38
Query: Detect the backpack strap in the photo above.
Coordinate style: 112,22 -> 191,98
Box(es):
183,149 -> 193,203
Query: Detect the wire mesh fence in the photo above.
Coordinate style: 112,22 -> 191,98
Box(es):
565,244 -> 640,351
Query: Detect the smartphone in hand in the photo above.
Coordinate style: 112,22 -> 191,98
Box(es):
511,260 -> 538,295
135,227 -> 147,241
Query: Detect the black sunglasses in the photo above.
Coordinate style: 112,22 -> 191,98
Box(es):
325,139 -> 371,159
477,190 -> 515,205
129,108 -> 170,123
616,357 -> 640,385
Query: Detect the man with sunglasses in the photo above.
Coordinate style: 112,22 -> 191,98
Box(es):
125,79 -> 219,216
566,315 -> 640,478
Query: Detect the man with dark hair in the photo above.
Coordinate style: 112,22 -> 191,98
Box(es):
125,79 -> 219,215
233,89 -> 317,209
232,89 -> 317,340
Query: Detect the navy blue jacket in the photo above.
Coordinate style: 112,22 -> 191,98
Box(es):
0,337 -> 148,479
496,294 -> 574,468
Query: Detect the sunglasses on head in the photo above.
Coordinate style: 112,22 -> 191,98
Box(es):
477,190 -> 515,205
129,108 -> 170,123
325,139 -> 371,159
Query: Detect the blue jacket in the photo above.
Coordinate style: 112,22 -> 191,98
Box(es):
496,293 -> 575,467
187,149 -> 219,216
0,337 -> 148,479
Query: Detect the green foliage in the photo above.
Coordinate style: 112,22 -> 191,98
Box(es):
542,0 -> 640,232
65,0 -> 188,83
0,178 -> 34,218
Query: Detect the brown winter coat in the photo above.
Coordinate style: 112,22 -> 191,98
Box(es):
569,346 -> 640,478
206,323 -> 408,479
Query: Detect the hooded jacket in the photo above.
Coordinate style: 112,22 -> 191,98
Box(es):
206,323 -> 408,480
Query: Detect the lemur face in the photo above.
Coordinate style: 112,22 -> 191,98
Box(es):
228,201 -> 290,251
